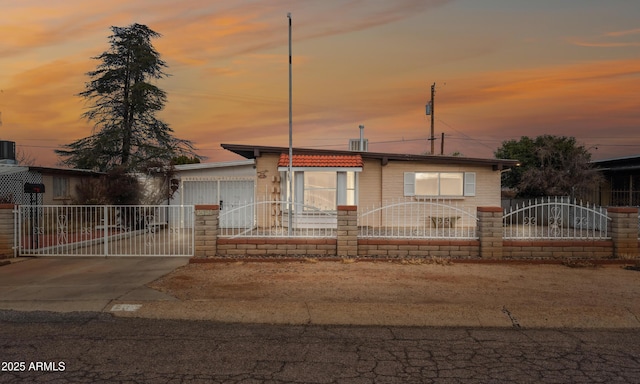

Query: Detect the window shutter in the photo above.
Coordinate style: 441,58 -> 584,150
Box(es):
294,172 -> 304,208
464,172 -> 476,196
336,172 -> 347,205
404,172 -> 415,196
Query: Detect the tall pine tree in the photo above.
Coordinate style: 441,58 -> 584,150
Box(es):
57,23 -> 197,172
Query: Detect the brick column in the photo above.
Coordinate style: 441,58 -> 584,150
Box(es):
0,204 -> 16,259
477,207 -> 503,259
608,207 -> 638,260
194,205 -> 219,258
337,205 -> 358,258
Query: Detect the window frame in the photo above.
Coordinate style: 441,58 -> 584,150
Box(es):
283,170 -> 358,212
404,172 -> 476,197
53,176 -> 70,199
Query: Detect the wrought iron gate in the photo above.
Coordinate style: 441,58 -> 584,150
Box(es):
18,205 -> 194,256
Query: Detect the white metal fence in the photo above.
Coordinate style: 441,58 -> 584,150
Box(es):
503,197 -> 609,239
218,200 -> 336,238
358,198 -> 478,239
0,170 -> 43,205
18,205 -> 194,256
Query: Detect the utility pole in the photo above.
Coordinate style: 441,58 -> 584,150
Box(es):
287,12 -> 293,235
426,83 -> 436,155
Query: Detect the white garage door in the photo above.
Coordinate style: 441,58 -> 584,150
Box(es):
180,178 -> 255,228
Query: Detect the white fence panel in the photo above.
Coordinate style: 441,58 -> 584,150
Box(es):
358,198 -> 478,239
18,205 -> 194,256
503,197 -> 609,239
219,200 -> 337,238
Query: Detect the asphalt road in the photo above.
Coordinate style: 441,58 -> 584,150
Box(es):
1,310 -> 639,383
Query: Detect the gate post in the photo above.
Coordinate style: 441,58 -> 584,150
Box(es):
608,207 -> 638,260
194,205 -> 219,258
337,205 -> 358,258
477,207 -> 503,259
0,204 -> 16,258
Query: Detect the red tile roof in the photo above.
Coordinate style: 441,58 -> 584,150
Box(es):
278,153 -> 363,168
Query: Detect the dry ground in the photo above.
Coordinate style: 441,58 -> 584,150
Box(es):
149,260 -> 640,310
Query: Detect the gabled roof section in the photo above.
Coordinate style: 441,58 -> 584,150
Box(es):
278,154 -> 363,168
222,143 -> 519,170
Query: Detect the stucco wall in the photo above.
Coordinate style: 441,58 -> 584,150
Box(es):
41,174 -> 86,205
254,154 -> 501,210
379,161 -> 501,208
255,153 -> 281,200
255,153 -> 283,228
357,158 -> 382,208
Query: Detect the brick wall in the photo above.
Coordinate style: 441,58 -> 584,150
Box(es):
194,205 -> 219,258
503,240 -> 614,260
0,204 -> 15,259
477,207 -> 503,259
608,207 -> 639,259
193,204 -> 639,261
337,205 -> 358,257
216,238 -> 337,257
358,239 -> 480,258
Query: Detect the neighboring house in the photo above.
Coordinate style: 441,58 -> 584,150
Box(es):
589,155 -> 640,207
0,164 -> 102,205
221,143 -> 519,217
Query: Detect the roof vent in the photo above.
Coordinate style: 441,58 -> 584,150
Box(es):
349,139 -> 368,152
348,124 -> 368,152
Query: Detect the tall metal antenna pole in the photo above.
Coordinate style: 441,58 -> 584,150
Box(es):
287,12 -> 293,235
430,83 -> 435,155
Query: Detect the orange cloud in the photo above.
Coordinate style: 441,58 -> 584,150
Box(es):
570,40 -> 640,48
606,28 -> 640,37
568,27 -> 640,48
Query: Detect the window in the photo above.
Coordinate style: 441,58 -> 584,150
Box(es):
346,172 -> 356,205
284,171 -> 358,211
53,177 -> 70,199
304,171 -> 336,211
404,172 -> 475,197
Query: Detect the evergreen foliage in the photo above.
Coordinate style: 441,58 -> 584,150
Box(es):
57,23 -> 197,172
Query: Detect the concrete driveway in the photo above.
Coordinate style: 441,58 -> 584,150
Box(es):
0,257 -> 188,312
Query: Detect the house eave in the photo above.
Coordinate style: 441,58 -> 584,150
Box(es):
27,166 -> 104,177
221,143 -> 519,170
174,159 -> 255,172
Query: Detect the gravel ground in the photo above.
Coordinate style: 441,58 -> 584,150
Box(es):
145,259 -> 640,327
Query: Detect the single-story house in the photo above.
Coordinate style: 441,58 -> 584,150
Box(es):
590,155 -> 640,207
0,164 -> 102,205
221,143 -> 519,228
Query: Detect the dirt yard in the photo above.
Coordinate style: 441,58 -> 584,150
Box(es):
149,259 -> 640,310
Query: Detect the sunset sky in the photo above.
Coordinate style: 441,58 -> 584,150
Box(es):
1,0 -> 639,167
